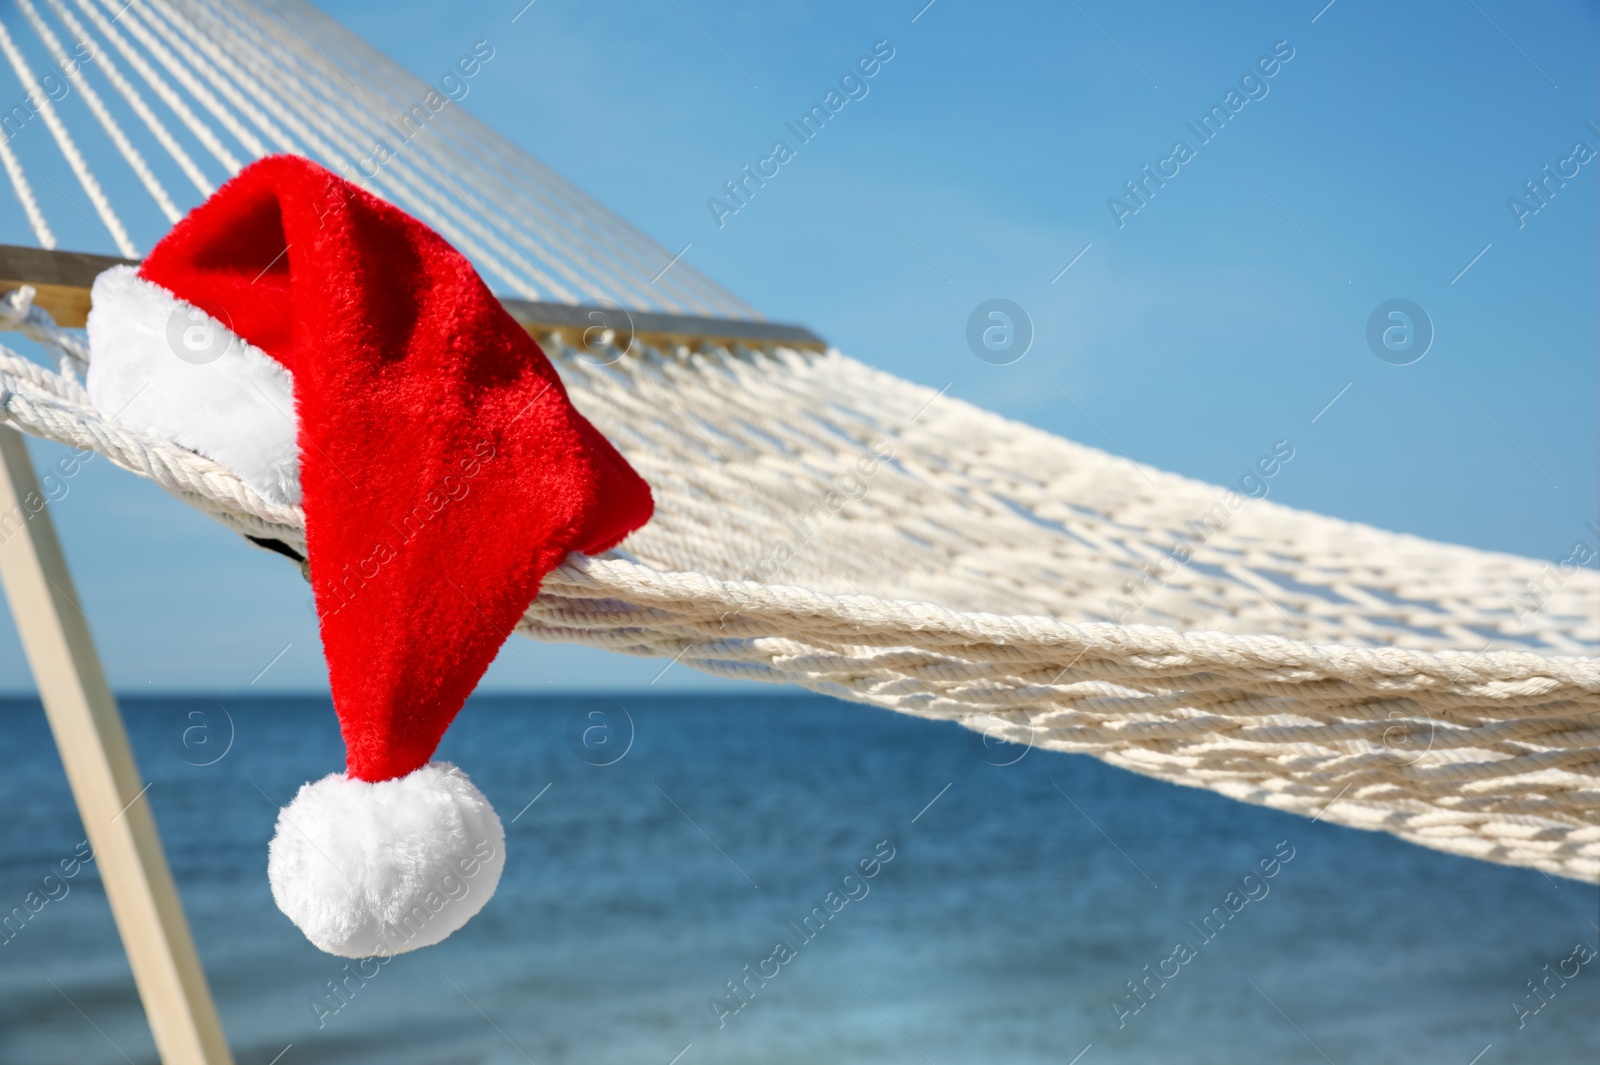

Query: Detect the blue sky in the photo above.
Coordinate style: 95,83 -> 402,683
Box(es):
0,0 -> 1594,692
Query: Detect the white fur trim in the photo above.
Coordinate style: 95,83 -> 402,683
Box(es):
86,265 -> 302,505
267,762 -> 506,957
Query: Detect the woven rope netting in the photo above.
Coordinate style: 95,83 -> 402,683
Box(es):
0,0 -> 1595,881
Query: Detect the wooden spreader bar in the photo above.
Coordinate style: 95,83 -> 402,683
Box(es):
0,243 -> 826,351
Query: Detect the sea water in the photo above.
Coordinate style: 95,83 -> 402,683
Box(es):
0,693 -> 1594,1064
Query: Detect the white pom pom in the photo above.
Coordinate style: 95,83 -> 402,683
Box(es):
267,762 -> 505,957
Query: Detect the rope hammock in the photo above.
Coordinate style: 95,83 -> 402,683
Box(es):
0,0 -> 1595,886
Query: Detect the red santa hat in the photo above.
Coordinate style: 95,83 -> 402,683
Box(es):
83,155 -> 653,956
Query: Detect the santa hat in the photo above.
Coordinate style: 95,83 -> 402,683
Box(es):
83,155 -> 653,956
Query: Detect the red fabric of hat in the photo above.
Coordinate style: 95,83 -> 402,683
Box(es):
139,154 -> 652,782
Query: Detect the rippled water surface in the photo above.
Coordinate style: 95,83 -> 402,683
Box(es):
1,693 -> 1594,1064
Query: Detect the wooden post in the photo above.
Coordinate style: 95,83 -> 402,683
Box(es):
0,426 -> 234,1065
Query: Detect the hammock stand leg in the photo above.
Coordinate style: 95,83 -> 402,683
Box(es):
0,426 -> 234,1065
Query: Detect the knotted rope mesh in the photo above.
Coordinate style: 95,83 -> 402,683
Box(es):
1,292 -> 1596,882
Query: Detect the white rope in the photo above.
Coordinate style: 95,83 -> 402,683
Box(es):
0,119 -> 56,248
43,0 -> 214,197
449,120 -> 752,317
384,55 -> 743,317
127,0 -> 300,159
16,0 -> 182,223
445,122 -> 734,315
411,100 -> 727,315
66,0 -> 242,175
91,0 -> 269,159
264,0 -> 750,317
186,0 -> 604,306
0,15 -> 136,256
155,0 -> 583,305
167,0 -> 575,303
